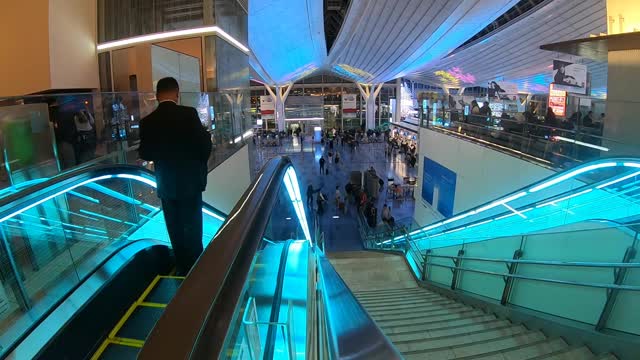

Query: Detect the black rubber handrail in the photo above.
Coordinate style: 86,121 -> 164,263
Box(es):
139,156 -> 293,359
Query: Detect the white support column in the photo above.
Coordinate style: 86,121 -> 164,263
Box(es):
357,83 -> 383,130
270,84 -> 292,132
394,78 -> 402,123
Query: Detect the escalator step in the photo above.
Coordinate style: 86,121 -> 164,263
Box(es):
96,341 -> 141,360
143,277 -> 184,304
115,306 -> 165,341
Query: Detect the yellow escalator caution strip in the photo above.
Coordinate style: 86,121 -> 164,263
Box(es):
137,275 -> 163,304
90,338 -> 144,360
92,275 -> 168,359
110,337 -> 145,347
139,301 -> 167,308
90,338 -> 112,360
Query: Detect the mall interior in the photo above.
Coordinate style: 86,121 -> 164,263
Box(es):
0,0 -> 640,359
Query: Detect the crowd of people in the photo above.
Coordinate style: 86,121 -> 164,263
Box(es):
386,134 -> 417,168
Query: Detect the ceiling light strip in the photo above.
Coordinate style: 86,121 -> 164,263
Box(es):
96,26 -> 249,53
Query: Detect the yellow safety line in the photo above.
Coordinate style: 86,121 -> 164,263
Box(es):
110,337 -> 145,347
139,301 -> 167,308
90,338 -> 112,360
108,275 -> 162,340
91,274 -> 183,359
107,301 -> 141,340
137,275 -> 163,303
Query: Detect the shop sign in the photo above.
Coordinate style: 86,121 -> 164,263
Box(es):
549,84 -> 567,117
260,95 -> 275,120
342,93 -> 357,118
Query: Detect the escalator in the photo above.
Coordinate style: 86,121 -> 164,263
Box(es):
6,156 -> 640,359
0,164 -> 226,359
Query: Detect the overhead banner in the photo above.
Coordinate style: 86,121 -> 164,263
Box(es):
260,95 -> 274,120
342,93 -> 357,119
488,81 -> 519,100
552,60 -> 587,95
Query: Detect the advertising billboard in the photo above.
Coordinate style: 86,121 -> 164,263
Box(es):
260,95 -> 275,120
342,93 -> 357,119
552,60 -> 587,95
549,84 -> 567,117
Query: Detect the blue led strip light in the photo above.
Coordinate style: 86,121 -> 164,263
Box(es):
387,159 -> 640,245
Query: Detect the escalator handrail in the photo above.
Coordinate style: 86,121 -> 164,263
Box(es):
0,163 -> 227,221
317,252 -> 403,359
139,156 -> 294,359
406,157 -> 640,240
3,239 -> 166,358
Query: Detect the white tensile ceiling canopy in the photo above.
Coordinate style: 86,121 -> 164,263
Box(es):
249,0 -> 607,93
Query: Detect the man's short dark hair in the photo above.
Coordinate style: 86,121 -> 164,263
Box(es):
156,77 -> 179,94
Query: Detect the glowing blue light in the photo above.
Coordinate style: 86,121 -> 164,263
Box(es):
282,166 -> 311,242
536,189 -> 593,208
529,163 -> 617,193
0,175 -> 113,223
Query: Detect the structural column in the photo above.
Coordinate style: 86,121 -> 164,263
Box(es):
394,78 -> 402,123
356,83 -> 383,130
264,84 -> 292,131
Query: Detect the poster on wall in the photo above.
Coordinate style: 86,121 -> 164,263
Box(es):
422,157 -> 457,218
260,95 -> 275,120
342,93 -> 357,119
488,81 -> 519,100
552,60 -> 587,94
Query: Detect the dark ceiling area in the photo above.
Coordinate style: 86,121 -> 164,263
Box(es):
324,0 -> 351,52
454,0 -> 548,53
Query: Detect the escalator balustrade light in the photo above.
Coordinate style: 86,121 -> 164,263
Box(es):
596,171 -> 640,189
529,162 -> 617,193
536,188 -> 593,208
0,175 -> 112,223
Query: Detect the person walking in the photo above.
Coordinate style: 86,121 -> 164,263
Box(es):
334,151 -> 341,169
319,156 -> 326,174
139,77 -> 212,276
307,184 -> 320,208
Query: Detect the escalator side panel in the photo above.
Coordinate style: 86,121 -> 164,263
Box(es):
33,245 -> 172,360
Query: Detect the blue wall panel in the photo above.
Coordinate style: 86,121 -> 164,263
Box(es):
422,157 -> 457,217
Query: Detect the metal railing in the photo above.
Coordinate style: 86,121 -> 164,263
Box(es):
370,218 -> 640,335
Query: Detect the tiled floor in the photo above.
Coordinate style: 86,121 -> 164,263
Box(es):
254,137 -> 417,252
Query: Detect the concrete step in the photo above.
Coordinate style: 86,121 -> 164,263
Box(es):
403,330 -> 546,359
355,289 -> 442,302
384,313 -> 498,335
362,296 -> 454,311
375,304 -> 474,327
533,346 -> 597,360
382,310 -> 492,334
470,337 -> 569,360
362,297 -> 452,312
396,324 -> 528,354
366,299 -> 456,317
389,319 -> 511,343
371,302 -> 470,322
358,293 -> 445,306
353,287 -> 428,296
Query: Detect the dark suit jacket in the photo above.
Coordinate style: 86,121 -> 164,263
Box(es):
139,101 -> 212,199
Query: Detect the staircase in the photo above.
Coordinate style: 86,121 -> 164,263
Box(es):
329,251 -> 618,360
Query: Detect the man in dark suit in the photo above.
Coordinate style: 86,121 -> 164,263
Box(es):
139,77 -> 212,275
